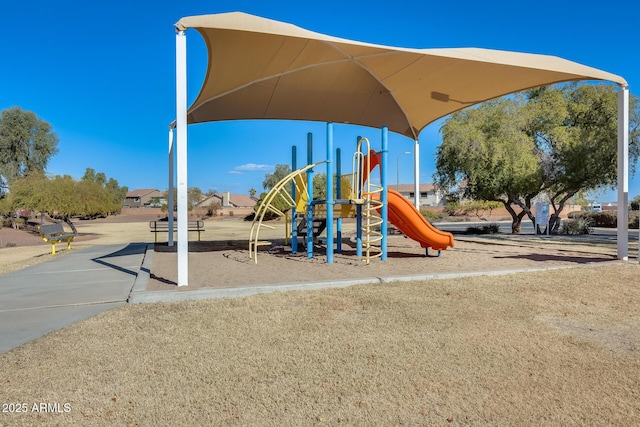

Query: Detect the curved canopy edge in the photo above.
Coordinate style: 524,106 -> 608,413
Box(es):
176,12 -> 627,139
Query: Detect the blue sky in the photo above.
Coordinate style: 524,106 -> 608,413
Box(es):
2,0 -> 638,201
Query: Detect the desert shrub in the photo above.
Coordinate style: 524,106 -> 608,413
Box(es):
560,217 -> 593,235
244,211 -> 280,221
444,202 -> 465,216
420,209 -> 438,220
629,212 -> 639,229
569,211 -> 617,227
590,211 -> 617,227
206,201 -> 221,217
466,223 -> 500,234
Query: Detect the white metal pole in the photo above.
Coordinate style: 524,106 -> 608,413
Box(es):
168,126 -> 175,247
617,86 -> 629,261
413,140 -> 420,209
176,30 -> 189,286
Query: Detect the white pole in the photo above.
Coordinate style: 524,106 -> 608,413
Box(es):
413,139 -> 420,209
168,126 -> 175,247
617,86 -> 629,261
176,30 -> 189,286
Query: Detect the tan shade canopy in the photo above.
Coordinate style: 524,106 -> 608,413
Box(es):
176,12 -> 627,140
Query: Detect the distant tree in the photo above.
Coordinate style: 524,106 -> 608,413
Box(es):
0,107 -> 59,194
435,83 -> 640,234
262,164 -> 291,191
81,168 -> 127,214
249,188 -> 257,197
2,169 -> 126,219
188,187 -> 204,208
525,84 -> 640,231
435,96 -> 542,233
312,173 -> 353,200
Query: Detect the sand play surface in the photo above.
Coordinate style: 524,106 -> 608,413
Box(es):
140,216 -> 629,291
1,214 -> 632,289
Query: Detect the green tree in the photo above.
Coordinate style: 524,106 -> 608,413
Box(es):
526,84 -> 640,231
262,164 -> 292,191
435,96 -> 542,233
3,169 -> 126,219
81,168 -> 127,214
188,187 -> 204,208
0,107 -> 59,194
254,165 -> 294,216
435,83 -> 639,234
312,173 -> 353,200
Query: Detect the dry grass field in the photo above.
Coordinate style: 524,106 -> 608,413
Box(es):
1,215 -> 639,425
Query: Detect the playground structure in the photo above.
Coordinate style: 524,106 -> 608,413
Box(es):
249,125 -> 454,264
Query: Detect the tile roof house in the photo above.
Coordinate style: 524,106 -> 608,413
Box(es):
195,192 -> 256,209
124,189 -> 165,208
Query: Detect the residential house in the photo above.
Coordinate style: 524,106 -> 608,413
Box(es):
124,189 -> 165,208
392,183 -> 444,207
194,192 -> 257,213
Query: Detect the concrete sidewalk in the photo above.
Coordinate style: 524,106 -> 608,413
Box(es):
0,243 -> 148,354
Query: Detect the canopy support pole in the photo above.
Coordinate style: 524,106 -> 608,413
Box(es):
413,139 -> 420,209
176,30 -> 189,286
617,86 -> 629,261
290,145 -> 297,254
381,126 -> 388,261
326,122 -> 334,264
168,126 -> 175,246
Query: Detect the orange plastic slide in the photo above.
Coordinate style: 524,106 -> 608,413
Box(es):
385,189 -> 454,251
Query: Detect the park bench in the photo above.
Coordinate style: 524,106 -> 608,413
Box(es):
149,220 -> 205,243
38,222 -> 77,255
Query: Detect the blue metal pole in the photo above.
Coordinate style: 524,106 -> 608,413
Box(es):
336,147 -> 342,254
381,126 -> 388,261
356,136 -> 362,258
291,145 -> 297,254
326,122 -> 334,263
306,133 -> 314,259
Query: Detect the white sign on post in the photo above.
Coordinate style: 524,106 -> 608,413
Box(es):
535,203 -> 550,235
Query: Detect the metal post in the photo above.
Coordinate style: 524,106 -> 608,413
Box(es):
336,147 -> 342,254
326,122 -> 334,263
168,126 -> 175,246
291,145 -> 297,254
414,139 -> 420,209
617,86 -> 629,261
381,126 -> 388,261
356,136 -> 362,258
176,30 -> 189,286
306,133 -> 314,259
